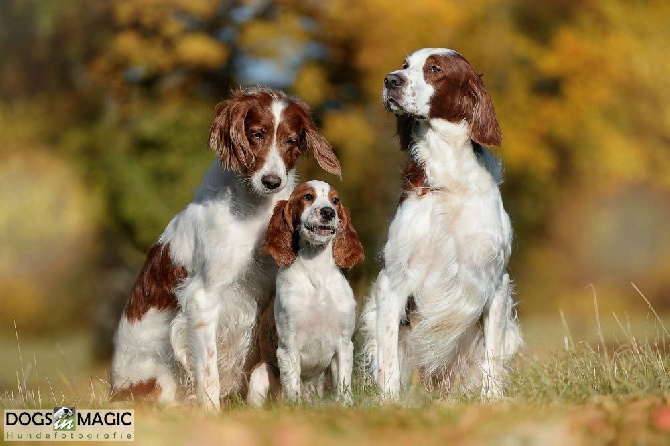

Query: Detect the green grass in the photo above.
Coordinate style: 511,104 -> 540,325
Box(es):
2,288 -> 670,445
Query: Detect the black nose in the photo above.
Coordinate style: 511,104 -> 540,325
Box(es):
320,207 -> 336,221
261,174 -> 282,190
384,73 -> 405,89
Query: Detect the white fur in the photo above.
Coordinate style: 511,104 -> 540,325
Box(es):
363,49 -> 522,399
250,100 -> 288,193
112,308 -> 179,405
248,181 -> 356,406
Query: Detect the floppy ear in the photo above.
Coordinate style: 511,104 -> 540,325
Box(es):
262,200 -> 297,267
467,73 -> 502,147
294,100 -> 342,177
208,94 -> 256,172
333,206 -> 364,269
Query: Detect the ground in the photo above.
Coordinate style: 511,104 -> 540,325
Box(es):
2,307 -> 669,445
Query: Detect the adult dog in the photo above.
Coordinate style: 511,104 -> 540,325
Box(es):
111,87 -> 341,410
361,48 -> 522,399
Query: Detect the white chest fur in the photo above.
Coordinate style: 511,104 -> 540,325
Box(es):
274,244 -> 356,379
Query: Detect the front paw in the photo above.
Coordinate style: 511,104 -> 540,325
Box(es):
282,388 -> 301,405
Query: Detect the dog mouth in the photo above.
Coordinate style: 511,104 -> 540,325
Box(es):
383,96 -> 427,120
383,92 -> 403,113
303,222 -> 337,237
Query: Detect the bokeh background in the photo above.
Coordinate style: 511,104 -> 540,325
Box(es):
1,0 -> 669,390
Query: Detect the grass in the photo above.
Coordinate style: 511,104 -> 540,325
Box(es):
2,285 -> 670,445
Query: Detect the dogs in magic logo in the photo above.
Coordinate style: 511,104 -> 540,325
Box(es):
52,407 -> 75,431
4,407 -> 134,442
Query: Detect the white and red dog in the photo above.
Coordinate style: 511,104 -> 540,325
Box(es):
361,48 -> 522,398
247,181 -> 364,406
111,88 -> 341,410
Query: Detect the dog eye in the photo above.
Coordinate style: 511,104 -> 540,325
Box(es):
332,197 -> 340,205
251,131 -> 264,139
287,136 -> 298,145
304,193 -> 314,201
402,61 -> 409,69
427,65 -> 442,73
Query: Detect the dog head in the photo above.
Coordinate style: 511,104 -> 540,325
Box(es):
382,48 -> 502,147
262,180 -> 364,269
209,88 -> 341,195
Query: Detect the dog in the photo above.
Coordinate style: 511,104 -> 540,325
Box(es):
360,48 -> 522,399
111,87 -> 341,410
53,407 -> 73,423
246,180 -> 364,406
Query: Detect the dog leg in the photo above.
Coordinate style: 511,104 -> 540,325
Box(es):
335,337 -> 354,405
277,342 -> 301,403
184,282 -> 221,411
481,273 -> 513,400
373,271 -> 409,398
247,362 -> 278,407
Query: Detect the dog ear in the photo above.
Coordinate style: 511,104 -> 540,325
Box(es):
262,200 -> 297,267
293,100 -> 342,177
333,206 -> 364,269
209,93 -> 256,172
304,123 -> 342,177
467,73 -> 502,147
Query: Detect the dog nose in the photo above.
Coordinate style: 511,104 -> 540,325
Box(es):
384,73 -> 405,89
320,207 -> 336,221
261,174 -> 282,190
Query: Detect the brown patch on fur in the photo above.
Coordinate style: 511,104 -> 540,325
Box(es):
262,199 -> 297,267
424,53 -> 502,147
332,206 -> 365,270
328,186 -> 364,268
262,183 -> 315,267
124,243 -> 186,322
209,89 -> 269,172
111,378 -> 162,402
256,296 -> 279,366
290,100 -> 341,176
399,158 -> 430,204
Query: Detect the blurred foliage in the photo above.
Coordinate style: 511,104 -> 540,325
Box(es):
0,0 -> 669,340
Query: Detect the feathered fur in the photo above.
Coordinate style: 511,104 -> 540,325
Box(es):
361,48 -> 522,399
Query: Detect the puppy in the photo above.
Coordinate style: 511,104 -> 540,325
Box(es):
247,181 -> 364,406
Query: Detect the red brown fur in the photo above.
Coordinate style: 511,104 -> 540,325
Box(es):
331,206 -> 365,269
111,378 -> 162,402
399,158 -> 430,204
256,297 -> 279,367
424,53 -> 502,147
262,182 -> 314,267
124,243 -> 186,323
